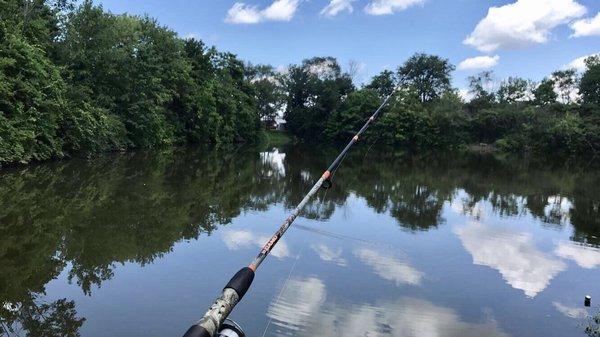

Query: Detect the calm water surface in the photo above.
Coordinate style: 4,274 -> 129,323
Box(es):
1,144 -> 599,337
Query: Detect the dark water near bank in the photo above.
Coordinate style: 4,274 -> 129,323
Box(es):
1,144 -> 599,337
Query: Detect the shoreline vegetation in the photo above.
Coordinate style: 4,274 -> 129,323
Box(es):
1,1 -> 600,167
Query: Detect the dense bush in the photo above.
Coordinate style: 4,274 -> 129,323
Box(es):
0,0 -> 262,165
0,24 -> 67,163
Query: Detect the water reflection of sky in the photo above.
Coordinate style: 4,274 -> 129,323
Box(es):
266,277 -> 509,337
2,148 -> 600,337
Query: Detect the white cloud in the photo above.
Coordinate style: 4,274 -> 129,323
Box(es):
262,0 -> 300,21
267,280 -> 509,337
553,302 -> 588,319
222,230 -> 290,258
225,0 -> 300,24
455,222 -> 566,297
458,89 -> 475,102
571,12 -> 600,37
327,298 -> 509,337
355,248 -> 423,286
565,53 -> 600,72
364,0 -> 425,16
555,241 -> 600,269
226,3 -> 262,24
458,55 -> 500,71
311,243 -> 347,266
275,65 -> 289,74
464,0 -> 587,52
266,277 -> 327,331
321,0 -> 355,17
183,32 -> 219,44
260,149 -> 286,177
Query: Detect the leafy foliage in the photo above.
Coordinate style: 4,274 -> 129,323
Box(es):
586,311 -> 600,337
533,78 -> 557,106
0,23 -> 66,163
0,0 -> 262,165
280,50 -> 600,156
397,53 -> 454,103
283,57 -> 354,142
580,56 -> 600,107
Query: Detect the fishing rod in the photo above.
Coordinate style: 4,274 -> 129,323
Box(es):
183,87 -> 398,337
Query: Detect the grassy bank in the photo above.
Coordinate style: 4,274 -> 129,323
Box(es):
263,130 -> 293,148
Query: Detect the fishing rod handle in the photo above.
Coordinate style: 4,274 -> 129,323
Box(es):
183,267 -> 255,337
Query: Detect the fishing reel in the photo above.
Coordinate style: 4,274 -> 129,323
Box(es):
217,319 -> 245,337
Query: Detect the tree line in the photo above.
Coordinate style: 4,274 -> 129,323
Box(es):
277,54 -> 600,156
2,0 -> 600,166
1,0 -> 262,165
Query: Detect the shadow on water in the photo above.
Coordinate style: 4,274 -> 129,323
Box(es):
0,144 -> 599,335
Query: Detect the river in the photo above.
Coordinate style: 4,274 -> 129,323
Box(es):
1,144 -> 599,337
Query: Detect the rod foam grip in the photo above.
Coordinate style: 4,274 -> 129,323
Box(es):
183,325 -> 211,337
225,267 -> 255,299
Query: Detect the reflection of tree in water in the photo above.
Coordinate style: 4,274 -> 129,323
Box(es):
1,145 -> 600,334
278,146 -> 349,221
0,147 -> 292,335
1,297 -> 84,337
570,175 -> 600,247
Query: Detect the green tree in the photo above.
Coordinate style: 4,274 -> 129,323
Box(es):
325,89 -> 381,141
429,90 -> 470,147
552,69 -> 578,104
246,64 -> 285,125
0,23 -> 66,164
533,78 -> 558,106
397,53 -> 454,103
467,71 -> 496,111
211,52 -> 262,143
0,0 -> 73,50
376,89 -> 434,150
365,70 -> 396,97
497,77 -> 532,104
580,56 -> 600,107
283,57 -> 354,141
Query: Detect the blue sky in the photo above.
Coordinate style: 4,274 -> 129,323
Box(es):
95,0 -> 599,90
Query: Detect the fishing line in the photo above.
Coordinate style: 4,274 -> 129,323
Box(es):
293,223 -> 398,251
363,129 -> 384,163
259,245 -> 305,337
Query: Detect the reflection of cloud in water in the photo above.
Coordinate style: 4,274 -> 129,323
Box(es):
546,196 -> 573,213
300,170 -> 311,182
3,302 -> 19,313
455,222 -> 566,297
450,197 -> 486,219
311,243 -> 347,267
553,301 -> 588,319
542,195 -> 573,224
222,230 -> 289,259
260,149 -> 286,177
267,277 -> 326,332
266,277 -> 508,337
555,241 -> 600,269
355,248 -> 423,286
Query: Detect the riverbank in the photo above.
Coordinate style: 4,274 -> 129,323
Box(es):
263,130 -> 294,147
